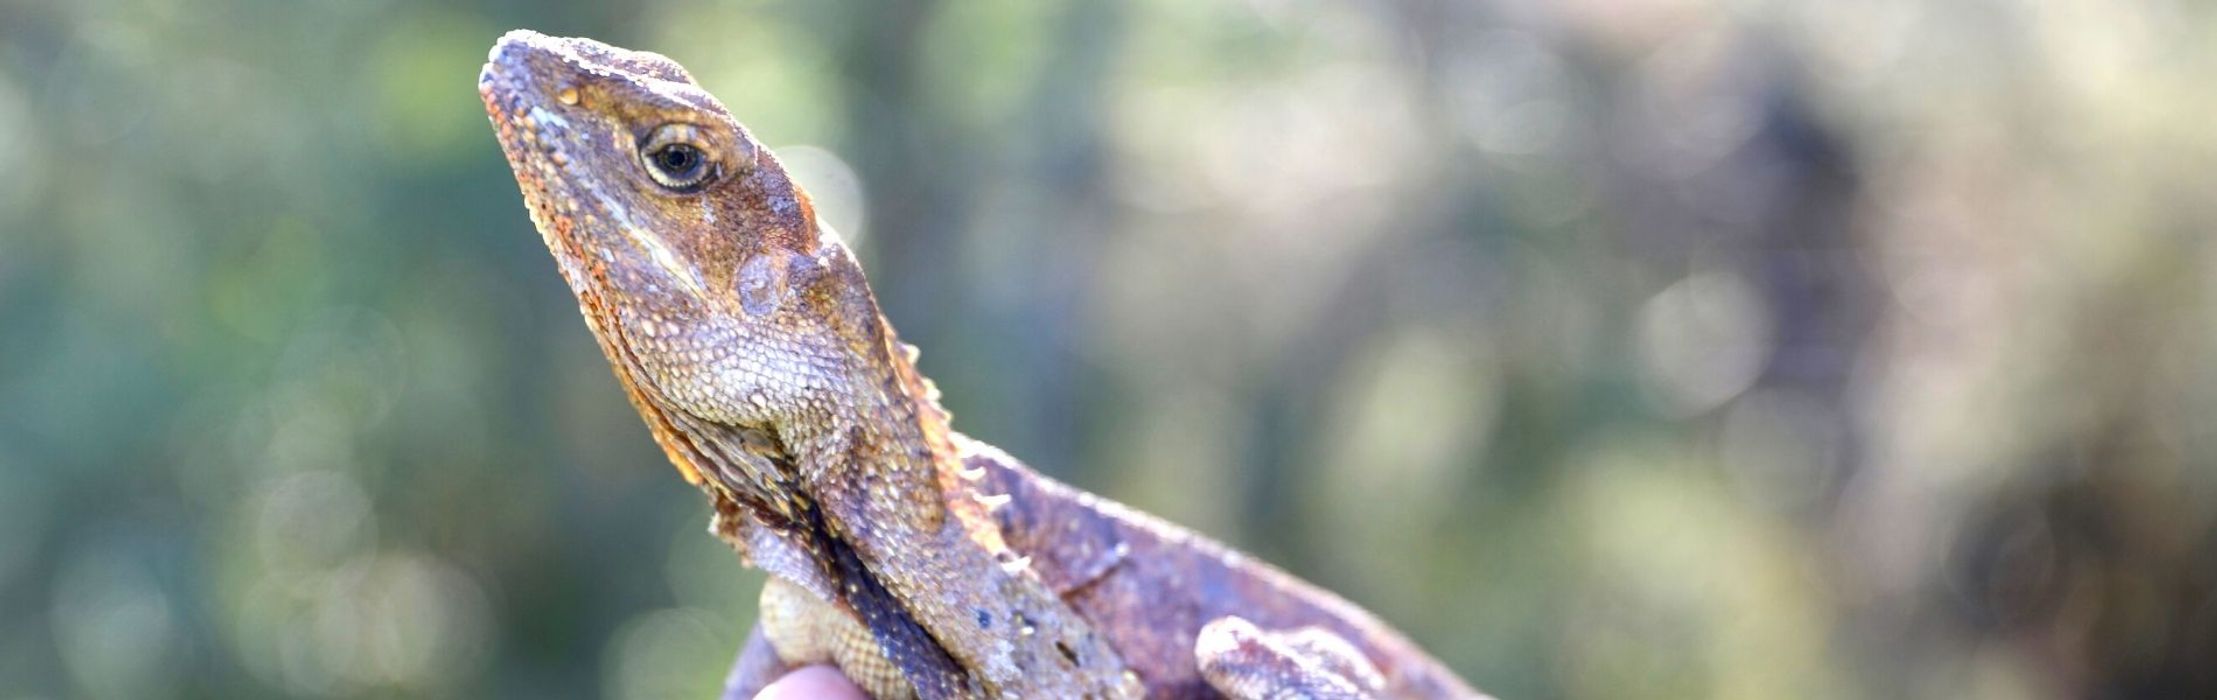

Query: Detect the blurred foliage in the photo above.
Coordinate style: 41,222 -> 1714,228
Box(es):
3,0 -> 2215,698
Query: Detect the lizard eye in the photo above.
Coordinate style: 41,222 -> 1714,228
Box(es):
638,124 -> 717,193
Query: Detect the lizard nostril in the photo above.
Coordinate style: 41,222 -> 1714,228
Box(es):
1055,640 -> 1080,666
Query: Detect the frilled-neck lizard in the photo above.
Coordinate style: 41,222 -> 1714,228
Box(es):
480,30 -> 1485,700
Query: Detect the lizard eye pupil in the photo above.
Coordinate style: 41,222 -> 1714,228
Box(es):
654,145 -> 698,174
638,124 -> 720,193
647,144 -> 709,189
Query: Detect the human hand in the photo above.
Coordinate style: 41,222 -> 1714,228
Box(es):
751,665 -> 867,700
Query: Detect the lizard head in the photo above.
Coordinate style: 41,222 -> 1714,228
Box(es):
481,30 -> 886,476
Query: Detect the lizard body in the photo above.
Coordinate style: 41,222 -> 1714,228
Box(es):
480,30 -> 1485,700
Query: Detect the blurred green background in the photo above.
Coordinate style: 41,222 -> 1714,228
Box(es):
3,0 -> 2215,698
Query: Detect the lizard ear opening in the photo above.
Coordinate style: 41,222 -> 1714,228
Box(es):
736,251 -> 795,318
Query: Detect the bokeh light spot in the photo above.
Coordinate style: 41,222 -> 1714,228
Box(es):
52,541 -> 179,700
253,470 -> 375,573
776,145 -> 869,253
603,607 -> 739,700
1638,270 -> 1773,416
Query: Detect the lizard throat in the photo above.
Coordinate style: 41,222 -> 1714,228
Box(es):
800,500 -> 973,698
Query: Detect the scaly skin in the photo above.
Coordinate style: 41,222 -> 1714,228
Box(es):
480,30 -> 1485,700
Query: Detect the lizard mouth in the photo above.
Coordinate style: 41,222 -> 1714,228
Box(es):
480,32 -> 714,490
479,36 -> 600,294
481,30 -> 734,312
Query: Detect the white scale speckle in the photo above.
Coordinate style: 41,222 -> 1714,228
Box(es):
625,225 -> 705,298
526,105 -> 572,130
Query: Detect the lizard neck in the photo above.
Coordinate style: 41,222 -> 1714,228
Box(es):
772,254 -> 989,542
822,318 -> 986,534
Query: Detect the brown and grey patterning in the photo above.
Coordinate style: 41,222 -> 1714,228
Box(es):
481,29 -> 1487,700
